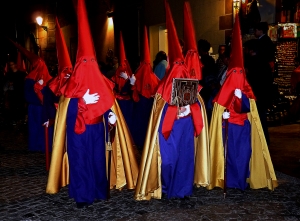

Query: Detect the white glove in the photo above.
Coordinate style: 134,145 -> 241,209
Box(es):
234,89 -> 242,99
222,111 -> 230,119
119,72 -> 128,80
178,105 -> 191,117
129,74 -> 136,85
38,79 -> 44,85
43,120 -> 49,127
83,89 -> 100,104
108,112 -> 117,124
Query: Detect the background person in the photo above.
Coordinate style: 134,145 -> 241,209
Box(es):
153,51 -> 168,80
3,60 -> 26,127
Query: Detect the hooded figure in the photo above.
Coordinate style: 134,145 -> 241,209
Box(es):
10,39 -> 52,152
131,26 -> 160,149
45,17 -> 73,194
134,1 -> 210,200
111,32 -> 136,136
40,18 -> 74,164
47,18 -> 73,98
183,1 -> 203,87
46,0 -> 139,208
208,13 -> 278,192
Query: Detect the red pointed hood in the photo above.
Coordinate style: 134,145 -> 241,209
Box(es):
119,32 -> 127,69
133,26 -> 159,101
48,18 -> 73,96
213,13 -> 255,108
112,32 -> 133,95
165,0 -> 184,65
26,58 -> 52,84
157,0 -> 188,104
183,1 -> 197,51
183,1 -> 203,87
55,18 -> 72,74
76,0 -> 95,59
227,13 -> 244,71
9,39 -> 51,84
116,32 -> 132,75
9,39 -> 40,66
142,26 -> 151,63
60,0 -> 115,134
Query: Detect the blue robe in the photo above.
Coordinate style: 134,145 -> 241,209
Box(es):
132,95 -> 154,148
41,86 -> 58,153
117,99 -> 133,133
24,79 -> 45,152
223,93 -> 251,190
158,103 -> 195,199
66,98 -> 108,204
134,94 -> 210,200
116,81 -> 134,136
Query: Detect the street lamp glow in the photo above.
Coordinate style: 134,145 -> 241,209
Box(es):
36,16 -> 43,25
108,17 -> 113,27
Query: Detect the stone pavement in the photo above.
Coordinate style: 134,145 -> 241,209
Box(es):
0,124 -> 300,221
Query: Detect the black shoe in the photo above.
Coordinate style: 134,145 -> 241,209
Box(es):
76,202 -> 89,208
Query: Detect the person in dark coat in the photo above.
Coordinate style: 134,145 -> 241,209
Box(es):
197,39 -> 217,120
253,22 -> 275,145
244,38 -> 272,145
3,60 -> 27,127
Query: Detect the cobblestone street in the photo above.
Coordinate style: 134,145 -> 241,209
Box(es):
0,123 -> 300,220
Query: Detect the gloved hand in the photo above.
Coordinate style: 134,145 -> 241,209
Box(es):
222,111 -> 230,119
178,105 -> 191,117
108,112 -> 117,125
234,89 -> 242,99
38,79 -> 44,85
119,72 -> 128,80
43,120 -> 49,127
83,89 -> 100,104
129,74 -> 136,85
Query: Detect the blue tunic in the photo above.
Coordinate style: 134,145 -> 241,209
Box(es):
223,94 -> 251,191
158,104 -> 195,199
66,98 -> 108,204
132,95 -> 154,148
24,79 -> 45,152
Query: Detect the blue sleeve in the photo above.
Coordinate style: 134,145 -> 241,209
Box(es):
120,80 -> 132,95
24,79 -> 42,106
42,86 -> 58,122
241,93 -> 250,113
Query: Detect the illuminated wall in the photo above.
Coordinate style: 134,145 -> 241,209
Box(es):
144,0 -> 276,57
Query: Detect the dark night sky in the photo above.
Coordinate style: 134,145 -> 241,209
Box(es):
0,0 -> 76,67
1,0 -> 142,71
1,0 -> 46,61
